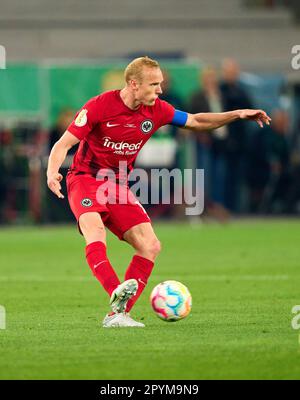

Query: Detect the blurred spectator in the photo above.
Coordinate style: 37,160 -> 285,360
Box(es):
246,121 -> 273,212
49,108 -> 77,154
265,110 -> 291,213
247,109 -> 292,213
160,70 -> 185,166
0,128 -> 13,223
188,70 -> 213,197
188,67 -> 230,222
286,93 -> 300,213
0,123 -> 46,223
160,71 -> 186,218
220,58 -> 253,213
46,108 -> 77,222
137,71 -> 185,219
161,71 -> 185,128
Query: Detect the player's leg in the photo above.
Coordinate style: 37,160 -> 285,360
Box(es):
79,210 -> 106,245
66,174 -> 120,296
123,222 -> 161,312
104,192 -> 159,315
124,222 -> 161,261
67,174 -> 138,326
79,211 -> 121,296
80,211 -> 138,317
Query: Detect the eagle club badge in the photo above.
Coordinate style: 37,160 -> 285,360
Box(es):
75,109 -> 88,127
140,120 -> 153,134
81,198 -> 93,207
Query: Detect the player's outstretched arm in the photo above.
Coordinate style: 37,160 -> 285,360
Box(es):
47,130 -> 79,199
183,109 -> 271,132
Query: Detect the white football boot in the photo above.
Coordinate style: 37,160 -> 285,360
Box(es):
102,313 -> 145,328
109,279 -> 138,314
124,313 -> 145,327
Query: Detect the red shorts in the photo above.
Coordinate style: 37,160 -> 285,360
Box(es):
66,172 -> 151,240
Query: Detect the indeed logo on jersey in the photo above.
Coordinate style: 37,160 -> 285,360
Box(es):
103,137 -> 143,155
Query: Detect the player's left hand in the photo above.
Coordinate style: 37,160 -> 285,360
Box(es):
239,109 -> 271,128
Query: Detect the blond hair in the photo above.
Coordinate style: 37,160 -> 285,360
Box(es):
124,56 -> 160,84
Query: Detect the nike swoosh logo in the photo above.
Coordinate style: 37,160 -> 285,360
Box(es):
94,260 -> 107,270
106,122 -> 120,127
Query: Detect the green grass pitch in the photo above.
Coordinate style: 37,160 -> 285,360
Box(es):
0,220 -> 300,380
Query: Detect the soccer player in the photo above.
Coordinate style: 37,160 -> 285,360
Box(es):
47,56 -> 271,328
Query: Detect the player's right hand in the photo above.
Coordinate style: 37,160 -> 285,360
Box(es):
47,173 -> 65,199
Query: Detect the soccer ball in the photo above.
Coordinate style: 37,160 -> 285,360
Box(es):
150,280 -> 192,322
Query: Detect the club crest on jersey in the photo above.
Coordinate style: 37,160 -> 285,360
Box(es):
140,120 -> 153,134
81,198 -> 93,207
75,109 -> 88,127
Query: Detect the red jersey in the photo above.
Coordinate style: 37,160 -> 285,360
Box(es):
67,90 -> 175,178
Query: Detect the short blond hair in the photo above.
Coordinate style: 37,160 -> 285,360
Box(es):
124,56 -> 160,84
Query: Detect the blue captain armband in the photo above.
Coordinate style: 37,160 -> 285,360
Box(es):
171,109 -> 188,127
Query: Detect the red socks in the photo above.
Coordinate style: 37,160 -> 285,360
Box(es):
85,241 -> 120,296
124,255 -> 154,312
85,242 -> 155,312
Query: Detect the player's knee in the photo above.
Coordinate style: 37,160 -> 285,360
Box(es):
152,239 -> 162,256
144,238 -> 162,258
79,213 -> 106,242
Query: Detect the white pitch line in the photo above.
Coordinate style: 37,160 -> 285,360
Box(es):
0,275 -> 290,282
189,275 -> 290,281
154,275 -> 290,281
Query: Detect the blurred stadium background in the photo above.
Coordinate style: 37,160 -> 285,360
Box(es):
1,0 -> 300,381
1,0 -> 300,224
